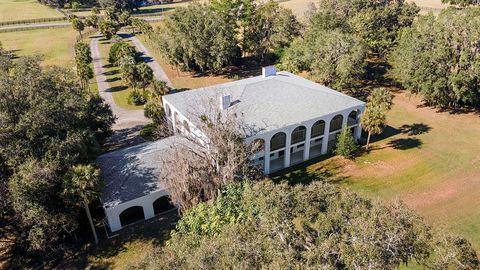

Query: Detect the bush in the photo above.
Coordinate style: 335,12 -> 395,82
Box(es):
108,42 -> 136,66
63,3 -> 71,9
127,91 -> 146,105
334,127 -> 358,158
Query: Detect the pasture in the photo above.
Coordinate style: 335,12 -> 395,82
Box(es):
0,27 -> 76,67
0,0 -> 63,22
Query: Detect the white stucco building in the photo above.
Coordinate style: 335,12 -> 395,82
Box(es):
98,66 -> 365,232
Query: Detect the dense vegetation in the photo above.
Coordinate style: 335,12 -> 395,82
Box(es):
133,181 -> 479,269
0,53 -> 114,266
153,0 -> 300,72
390,8 -> 480,108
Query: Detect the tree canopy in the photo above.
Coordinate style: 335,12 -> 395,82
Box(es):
133,181 -> 479,269
0,56 -> 114,262
154,4 -> 240,72
390,9 -> 480,109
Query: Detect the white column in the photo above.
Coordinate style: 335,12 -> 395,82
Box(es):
284,131 -> 292,168
171,111 -> 177,133
355,111 -> 363,141
321,120 -> 331,155
303,125 -> 311,161
143,201 -> 155,220
264,139 -> 271,174
342,113 -> 348,127
106,208 -> 122,232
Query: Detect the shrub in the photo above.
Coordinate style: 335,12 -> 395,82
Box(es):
127,91 -> 146,105
334,127 -> 358,158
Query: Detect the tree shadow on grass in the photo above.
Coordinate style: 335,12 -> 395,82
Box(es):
106,85 -> 128,92
399,123 -> 432,136
387,138 -> 422,150
106,77 -> 121,83
103,69 -> 118,76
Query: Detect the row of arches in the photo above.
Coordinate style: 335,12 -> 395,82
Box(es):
256,110 -> 359,152
118,196 -> 176,228
252,110 -> 360,172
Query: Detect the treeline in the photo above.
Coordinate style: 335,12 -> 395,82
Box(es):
0,45 -> 114,267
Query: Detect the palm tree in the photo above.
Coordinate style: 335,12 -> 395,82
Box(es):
361,88 -> 394,150
65,164 -> 104,245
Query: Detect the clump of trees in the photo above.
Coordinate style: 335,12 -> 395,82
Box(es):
133,180 -> 479,269
153,0 -> 300,73
441,0 -> 480,6
280,29 -> 367,91
280,0 -> 418,91
0,56 -> 114,265
390,8 -> 480,109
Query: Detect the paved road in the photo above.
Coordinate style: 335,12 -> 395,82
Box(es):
90,35 -> 150,131
125,34 -> 173,87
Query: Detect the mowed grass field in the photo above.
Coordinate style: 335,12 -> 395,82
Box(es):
0,0 -> 63,22
0,27 -> 77,67
276,92 -> 480,252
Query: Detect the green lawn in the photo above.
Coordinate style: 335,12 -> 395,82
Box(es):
0,27 -> 77,67
97,38 -> 144,110
0,0 -> 64,22
274,92 -> 480,252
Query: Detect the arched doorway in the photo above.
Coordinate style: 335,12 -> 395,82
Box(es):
270,132 -> 286,172
328,115 -> 344,152
290,126 -> 306,165
310,120 -> 326,158
348,110 -> 359,126
153,196 -> 175,215
119,206 -> 145,227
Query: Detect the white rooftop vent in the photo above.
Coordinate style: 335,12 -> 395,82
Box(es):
262,65 -> 276,78
220,94 -> 231,110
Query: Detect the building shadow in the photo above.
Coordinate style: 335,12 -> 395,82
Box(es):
270,154 -> 349,186
399,123 -> 432,136
387,138 -> 422,150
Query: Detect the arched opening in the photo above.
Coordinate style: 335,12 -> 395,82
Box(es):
329,115 -> 343,133
328,115 -> 344,152
119,206 -> 145,227
270,132 -> 286,151
290,126 -> 306,165
270,132 -> 286,172
153,196 -> 175,215
348,110 -> 359,126
311,120 -> 325,138
310,120 -> 326,158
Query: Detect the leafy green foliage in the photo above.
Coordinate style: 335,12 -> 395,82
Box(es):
99,19 -> 119,40
155,4 -> 240,72
71,18 -> 85,36
441,0 -> 480,6
144,80 -> 170,124
334,127 -> 358,158
314,0 -> 419,54
390,9 -> 480,108
0,57 -> 114,259
135,181 -> 478,269
74,42 -> 93,90
281,28 -> 367,91
127,90 -> 146,105
108,41 -> 136,66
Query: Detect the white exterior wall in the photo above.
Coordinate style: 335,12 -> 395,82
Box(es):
244,105 -> 365,174
104,189 -> 170,232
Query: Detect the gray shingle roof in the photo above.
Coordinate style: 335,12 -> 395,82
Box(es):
163,71 -> 365,134
98,136 -> 187,207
